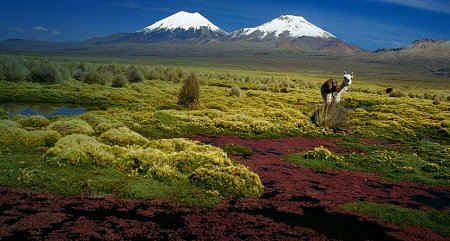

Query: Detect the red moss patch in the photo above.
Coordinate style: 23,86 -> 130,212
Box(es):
1,135 -> 449,241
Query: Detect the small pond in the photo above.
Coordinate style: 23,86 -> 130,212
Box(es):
1,102 -> 86,118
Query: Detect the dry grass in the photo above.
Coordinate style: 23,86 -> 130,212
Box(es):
311,103 -> 350,132
178,72 -> 200,108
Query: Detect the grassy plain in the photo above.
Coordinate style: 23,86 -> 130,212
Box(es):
0,54 -> 449,208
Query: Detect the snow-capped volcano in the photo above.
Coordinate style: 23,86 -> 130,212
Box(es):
230,15 -> 334,40
141,11 -> 225,33
97,11 -> 227,43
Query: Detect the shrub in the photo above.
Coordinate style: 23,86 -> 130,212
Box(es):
164,69 -> 180,83
72,69 -> 85,81
310,103 -> 350,132
423,92 -> 434,100
0,107 -> 8,119
280,87 -> 289,93
83,70 -> 113,85
260,85 -> 269,91
128,66 -> 145,83
45,134 -> 114,166
175,67 -> 184,79
3,62 -> 27,82
433,97 -> 441,105
447,95 -> 450,102
178,72 -> 200,108
229,85 -> 242,97
112,74 -> 127,87
189,164 -> 264,197
99,126 -> 149,146
47,118 -> 94,136
389,90 -> 406,98
28,64 -> 62,84
12,115 -> 50,128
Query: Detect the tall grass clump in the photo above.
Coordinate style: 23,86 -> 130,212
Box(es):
178,72 -> 200,108
229,85 -> 242,97
128,66 -> 145,83
433,97 -> 441,105
1,60 -> 28,82
311,103 -> 350,132
111,74 -> 127,87
82,70 -> 113,85
28,64 -> 62,84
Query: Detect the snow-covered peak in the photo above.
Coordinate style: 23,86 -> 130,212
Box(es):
233,15 -> 335,39
141,11 -> 223,32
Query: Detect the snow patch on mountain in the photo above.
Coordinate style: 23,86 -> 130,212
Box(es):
232,15 -> 334,39
141,11 -> 224,33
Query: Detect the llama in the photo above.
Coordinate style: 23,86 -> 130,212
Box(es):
321,72 -> 353,104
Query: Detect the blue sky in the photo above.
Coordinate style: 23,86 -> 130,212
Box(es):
1,0 -> 449,50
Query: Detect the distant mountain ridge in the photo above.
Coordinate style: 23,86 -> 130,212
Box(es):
87,11 -> 362,53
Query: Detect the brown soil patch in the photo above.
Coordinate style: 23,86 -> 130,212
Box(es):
1,135 -> 449,240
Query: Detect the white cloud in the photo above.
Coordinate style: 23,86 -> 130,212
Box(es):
32,26 -> 49,32
377,0 -> 450,15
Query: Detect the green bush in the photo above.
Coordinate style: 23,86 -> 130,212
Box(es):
178,72 -> 200,107
99,126 -> 149,146
28,64 -> 62,84
111,74 -> 127,87
12,115 -> 50,128
2,61 -> 27,82
45,134 -> 114,166
47,119 -> 94,136
0,107 -> 8,119
310,103 -> 350,132
128,66 -> 144,83
83,70 -> 113,85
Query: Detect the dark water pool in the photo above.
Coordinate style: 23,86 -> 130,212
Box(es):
1,103 -> 85,118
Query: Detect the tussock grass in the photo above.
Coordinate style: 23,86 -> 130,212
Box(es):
311,103 -> 350,132
178,72 -> 200,108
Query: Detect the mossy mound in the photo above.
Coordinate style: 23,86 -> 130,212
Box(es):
112,145 -> 169,174
99,126 -> 149,147
45,136 -> 264,198
45,134 -> 114,166
304,146 -> 342,161
13,115 -> 50,128
190,164 -> 263,197
0,120 -> 27,147
0,120 -> 61,148
47,118 -> 94,136
23,130 -> 61,147
81,112 -> 123,134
